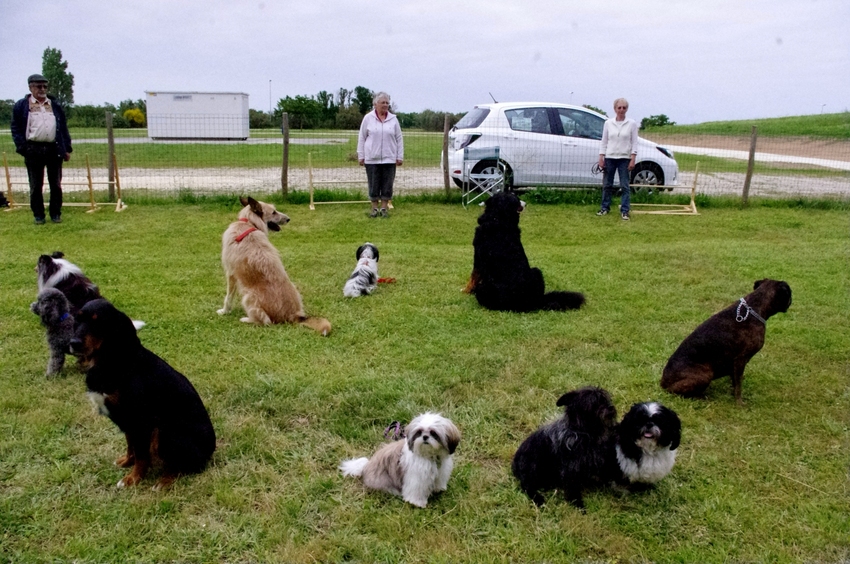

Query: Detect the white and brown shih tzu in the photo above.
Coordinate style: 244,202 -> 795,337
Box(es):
340,412 -> 461,507
343,243 -> 379,298
614,401 -> 681,489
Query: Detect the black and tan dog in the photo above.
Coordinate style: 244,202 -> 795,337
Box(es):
70,299 -> 216,489
661,279 -> 792,404
465,192 -> 585,312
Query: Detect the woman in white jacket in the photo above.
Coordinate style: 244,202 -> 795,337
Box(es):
597,98 -> 638,221
357,92 -> 404,218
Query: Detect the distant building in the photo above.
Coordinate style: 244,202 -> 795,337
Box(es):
145,91 -> 249,140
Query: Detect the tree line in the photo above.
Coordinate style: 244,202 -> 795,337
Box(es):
0,47 -> 674,132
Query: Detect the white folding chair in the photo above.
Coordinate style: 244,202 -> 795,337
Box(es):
462,146 -> 506,208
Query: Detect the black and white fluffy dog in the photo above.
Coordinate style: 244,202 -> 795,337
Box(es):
36,251 -> 101,314
512,387 -> 618,509
614,402 -> 681,489
30,288 -> 75,377
35,251 -> 144,330
343,243 -> 379,298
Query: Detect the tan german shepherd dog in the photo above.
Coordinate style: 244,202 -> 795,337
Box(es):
217,196 -> 331,335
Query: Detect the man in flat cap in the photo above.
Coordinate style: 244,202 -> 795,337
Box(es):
11,74 -> 73,224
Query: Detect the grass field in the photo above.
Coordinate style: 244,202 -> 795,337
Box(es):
1,197 -> 847,563
644,112 -> 850,139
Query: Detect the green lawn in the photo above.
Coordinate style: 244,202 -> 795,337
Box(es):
1,199 -> 847,563
644,111 -> 850,139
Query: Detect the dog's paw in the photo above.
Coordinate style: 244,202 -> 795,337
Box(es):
239,317 -> 253,323
216,308 -> 228,316
115,455 -> 135,468
404,496 -> 428,508
117,472 -> 142,488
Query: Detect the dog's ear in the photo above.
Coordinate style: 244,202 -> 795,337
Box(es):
355,244 -> 365,260
245,197 -> 264,218
753,279 -> 767,290
659,406 -> 682,450
443,421 -> 461,455
51,251 -> 64,259
239,195 -> 251,207
371,245 -> 379,262
556,390 -> 577,408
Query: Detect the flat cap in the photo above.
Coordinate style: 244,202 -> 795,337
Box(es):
28,74 -> 48,84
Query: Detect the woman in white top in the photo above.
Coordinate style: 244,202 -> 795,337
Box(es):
357,92 -> 404,218
597,98 -> 638,220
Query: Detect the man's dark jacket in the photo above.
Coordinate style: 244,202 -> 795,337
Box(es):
11,94 -> 73,158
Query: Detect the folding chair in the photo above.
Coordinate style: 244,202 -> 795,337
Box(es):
461,146 -> 506,208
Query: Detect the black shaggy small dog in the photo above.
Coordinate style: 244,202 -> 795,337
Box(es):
36,251 -> 102,314
30,287 -> 75,377
466,192 -> 585,312
70,299 -> 216,490
512,386 -> 617,509
661,279 -> 792,404
614,402 -> 681,490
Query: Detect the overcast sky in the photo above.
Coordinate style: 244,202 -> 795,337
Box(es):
2,0 -> 848,125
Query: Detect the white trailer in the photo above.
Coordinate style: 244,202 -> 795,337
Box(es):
145,91 -> 250,140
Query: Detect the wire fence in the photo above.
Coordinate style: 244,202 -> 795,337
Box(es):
2,114 -> 848,204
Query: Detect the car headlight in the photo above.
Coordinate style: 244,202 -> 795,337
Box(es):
656,146 -> 674,159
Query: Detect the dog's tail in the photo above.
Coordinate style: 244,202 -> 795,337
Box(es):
541,291 -> 585,311
132,320 -> 146,330
339,457 -> 369,477
299,316 -> 332,336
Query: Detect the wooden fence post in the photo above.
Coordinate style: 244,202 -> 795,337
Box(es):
281,112 -> 289,197
106,111 -> 115,201
442,114 -> 451,197
742,125 -> 758,206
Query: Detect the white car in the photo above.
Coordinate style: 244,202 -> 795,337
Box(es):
447,102 -> 678,190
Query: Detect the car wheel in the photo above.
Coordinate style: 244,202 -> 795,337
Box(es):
470,160 -> 513,191
630,162 -> 664,191
452,177 -> 463,188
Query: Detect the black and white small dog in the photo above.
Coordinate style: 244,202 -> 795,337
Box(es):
614,402 -> 681,489
36,251 -> 101,314
30,288 -> 75,377
343,243 -> 379,298
512,386 -> 618,509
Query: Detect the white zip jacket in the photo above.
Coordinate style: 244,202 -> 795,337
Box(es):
357,110 -> 404,164
599,117 -> 638,159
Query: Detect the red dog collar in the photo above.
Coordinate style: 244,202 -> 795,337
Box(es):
235,218 -> 257,242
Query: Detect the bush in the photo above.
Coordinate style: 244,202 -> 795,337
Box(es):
123,108 -> 146,127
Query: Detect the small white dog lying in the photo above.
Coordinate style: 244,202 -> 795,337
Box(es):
340,412 -> 461,507
343,243 -> 379,298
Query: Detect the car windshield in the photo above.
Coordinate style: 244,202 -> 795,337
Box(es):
557,108 -> 604,140
454,107 -> 490,129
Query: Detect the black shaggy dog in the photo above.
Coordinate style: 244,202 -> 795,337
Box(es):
512,386 -> 618,509
466,192 -> 585,312
36,251 -> 102,314
70,299 -> 216,490
661,279 -> 792,404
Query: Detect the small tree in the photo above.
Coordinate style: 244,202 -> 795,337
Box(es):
335,105 -> 363,129
41,47 -> 74,107
352,86 -> 374,115
584,104 -> 607,116
640,114 -> 676,130
277,95 -> 323,129
123,108 -> 146,127
0,99 -> 14,126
